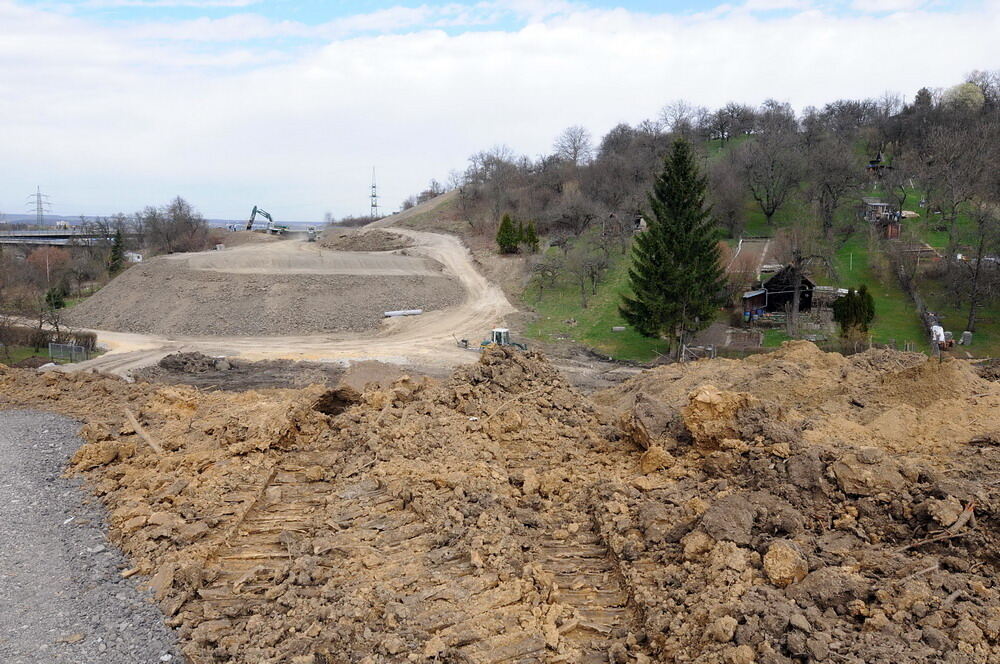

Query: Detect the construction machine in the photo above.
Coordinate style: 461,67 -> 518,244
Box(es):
246,206 -> 274,231
479,328 -> 527,351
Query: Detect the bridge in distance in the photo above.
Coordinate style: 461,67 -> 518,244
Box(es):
0,229 -> 119,246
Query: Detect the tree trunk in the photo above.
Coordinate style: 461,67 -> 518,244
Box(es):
790,266 -> 803,334
966,231 -> 987,333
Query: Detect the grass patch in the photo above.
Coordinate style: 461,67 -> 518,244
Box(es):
523,251 -> 670,362
762,329 -> 792,347
0,346 -> 50,365
826,235 -> 926,347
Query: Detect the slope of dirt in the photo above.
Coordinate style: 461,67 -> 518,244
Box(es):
320,229 -> 414,252
63,253 -> 463,337
3,342 -> 1000,663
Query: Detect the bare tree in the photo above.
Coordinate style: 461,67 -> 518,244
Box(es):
917,122 -> 993,255
564,232 -> 609,308
736,131 -> 802,225
553,125 -> 594,166
707,153 -> 747,238
660,99 -> 705,138
773,224 -> 829,334
808,136 -> 863,237
962,203 -> 1000,332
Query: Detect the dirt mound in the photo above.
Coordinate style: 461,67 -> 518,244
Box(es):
597,340 -> 997,456
976,359 -> 1000,381
320,228 -> 414,252
63,257 -> 463,336
3,342 -> 1000,663
217,231 -> 282,247
134,352 -> 348,392
10,355 -> 51,369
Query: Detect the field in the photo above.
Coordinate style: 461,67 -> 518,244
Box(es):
524,249 -> 670,362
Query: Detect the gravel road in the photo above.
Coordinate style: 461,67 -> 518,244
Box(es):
0,411 -> 182,663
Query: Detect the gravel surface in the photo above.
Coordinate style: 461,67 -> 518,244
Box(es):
63,262 -> 464,336
0,411 -> 182,664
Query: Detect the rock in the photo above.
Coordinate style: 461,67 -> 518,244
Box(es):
699,494 -> 755,545
830,453 -> 906,496
787,566 -> 867,610
709,616 -> 739,642
789,613 -> 811,632
724,644 -> 756,664
926,496 -> 964,528
682,530 -> 716,560
855,447 -> 884,464
521,468 -> 539,495
953,618 -> 984,644
303,465 -> 326,482
618,394 -> 674,450
423,636 -> 446,657
922,625 -> 951,650
787,451 -> 824,489
763,540 -> 808,587
639,445 -> 674,474
382,635 -> 407,655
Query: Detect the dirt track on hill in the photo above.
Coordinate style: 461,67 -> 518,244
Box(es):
60,228 -> 516,378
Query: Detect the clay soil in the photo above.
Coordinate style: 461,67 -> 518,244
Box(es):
320,229 -> 414,252
2,341 -> 1000,663
63,244 -> 463,336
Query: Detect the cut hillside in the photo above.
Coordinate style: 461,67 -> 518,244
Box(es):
2,342 -> 1000,663
64,241 -> 463,337
372,190 -> 467,235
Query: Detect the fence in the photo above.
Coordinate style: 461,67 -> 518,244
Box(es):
0,324 -> 97,352
49,343 -> 90,363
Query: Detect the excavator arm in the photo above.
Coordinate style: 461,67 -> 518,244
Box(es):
246,206 -> 274,231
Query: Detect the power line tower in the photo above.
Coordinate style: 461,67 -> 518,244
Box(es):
370,167 -> 380,219
26,186 -> 52,226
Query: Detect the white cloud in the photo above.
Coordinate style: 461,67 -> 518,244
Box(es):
0,0 -> 998,219
849,0 -> 927,12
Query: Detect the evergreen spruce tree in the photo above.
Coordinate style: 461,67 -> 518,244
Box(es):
858,284 -> 875,330
524,222 -> 540,253
833,285 -> 876,336
495,214 -> 520,254
108,229 -> 125,274
620,139 -> 724,353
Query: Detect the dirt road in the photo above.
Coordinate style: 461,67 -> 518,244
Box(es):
60,228 -> 516,378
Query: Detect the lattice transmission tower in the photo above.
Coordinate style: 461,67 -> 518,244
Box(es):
27,186 -> 52,226
370,168 -> 380,219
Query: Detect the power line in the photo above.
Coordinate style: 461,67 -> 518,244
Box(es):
370,167 -> 380,219
26,186 -> 52,226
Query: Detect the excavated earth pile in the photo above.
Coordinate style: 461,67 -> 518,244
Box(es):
63,259 -> 462,336
2,341 -> 1000,663
320,229 -> 415,252
132,352 -> 347,391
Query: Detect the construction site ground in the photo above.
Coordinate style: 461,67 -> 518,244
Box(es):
64,235 -> 463,337
3,341 -> 1000,663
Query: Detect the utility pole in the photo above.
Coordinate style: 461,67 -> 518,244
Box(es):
26,186 -> 52,227
370,167 -> 380,220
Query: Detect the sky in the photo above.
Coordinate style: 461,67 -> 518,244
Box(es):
1,0 -> 998,221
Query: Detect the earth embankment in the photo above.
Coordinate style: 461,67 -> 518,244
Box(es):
64,240 -> 463,336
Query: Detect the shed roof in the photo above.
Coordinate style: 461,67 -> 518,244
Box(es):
742,289 -> 766,299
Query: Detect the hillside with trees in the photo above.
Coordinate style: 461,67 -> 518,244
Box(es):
404,70 -> 1000,360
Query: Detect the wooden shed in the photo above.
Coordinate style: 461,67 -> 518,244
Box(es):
741,289 -> 767,323
763,268 -> 814,313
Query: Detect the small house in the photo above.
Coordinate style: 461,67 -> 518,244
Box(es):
741,289 -> 767,322
862,197 -> 901,239
763,267 -> 814,313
